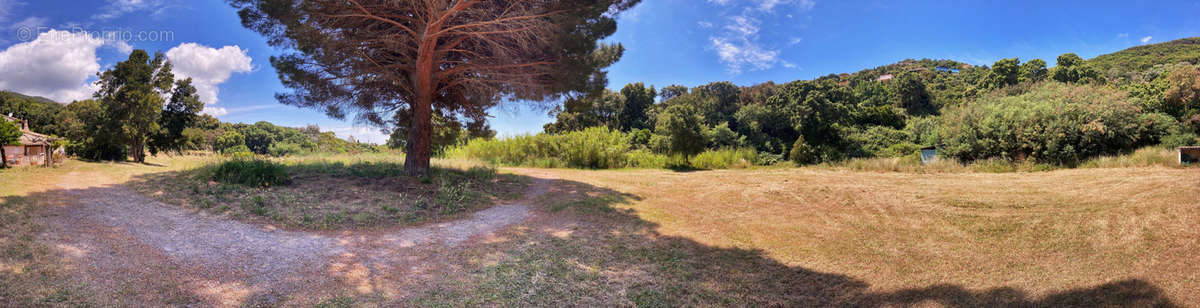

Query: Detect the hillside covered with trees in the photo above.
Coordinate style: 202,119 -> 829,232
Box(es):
456,38 -> 1200,168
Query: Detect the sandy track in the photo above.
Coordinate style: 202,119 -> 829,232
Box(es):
39,171 -> 546,306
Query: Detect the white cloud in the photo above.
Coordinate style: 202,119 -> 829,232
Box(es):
11,16 -> 47,30
93,0 -> 171,20
1117,33 -> 1129,38
707,0 -> 816,12
710,36 -> 779,74
165,43 -> 253,106
0,29 -> 135,102
1141,36 -> 1153,44
327,126 -> 388,145
705,0 -> 814,74
708,14 -> 776,73
203,104 -> 278,118
109,39 -> 133,54
202,106 -> 227,116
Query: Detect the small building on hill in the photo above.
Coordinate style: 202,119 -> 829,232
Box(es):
877,74 -> 895,82
1180,146 -> 1200,165
2,114 -> 58,167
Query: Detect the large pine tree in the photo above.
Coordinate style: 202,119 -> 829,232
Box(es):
229,0 -> 640,176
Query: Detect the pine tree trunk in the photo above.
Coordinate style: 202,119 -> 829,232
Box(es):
404,95 -> 434,178
405,25 -> 438,178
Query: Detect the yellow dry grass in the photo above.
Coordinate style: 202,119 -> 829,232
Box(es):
517,166 -> 1200,303
4,154 -> 1198,306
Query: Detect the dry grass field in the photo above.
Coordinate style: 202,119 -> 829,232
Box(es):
1,155 -> 1197,306
447,166 -> 1198,306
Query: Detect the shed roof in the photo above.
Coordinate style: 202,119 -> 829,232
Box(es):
1180,146 -> 1200,150
18,131 -> 51,145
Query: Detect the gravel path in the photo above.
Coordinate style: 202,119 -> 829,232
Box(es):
39,171 -> 547,306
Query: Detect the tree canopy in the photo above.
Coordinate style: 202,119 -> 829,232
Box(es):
87,50 -> 175,162
229,0 -> 641,176
0,119 -> 21,168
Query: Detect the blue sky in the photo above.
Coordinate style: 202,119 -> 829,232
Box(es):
1,0 -> 1199,142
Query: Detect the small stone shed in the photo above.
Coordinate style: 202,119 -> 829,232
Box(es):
1180,146 -> 1200,165
2,114 -> 58,167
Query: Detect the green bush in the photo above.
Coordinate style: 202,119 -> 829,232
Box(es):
268,142 -> 305,157
448,127 -> 764,170
789,136 -> 817,164
449,126 -> 633,169
691,148 -> 757,169
1162,130 -> 1200,148
209,158 -> 291,187
846,126 -> 917,158
222,144 -> 253,155
625,149 -> 669,169
939,82 -> 1162,165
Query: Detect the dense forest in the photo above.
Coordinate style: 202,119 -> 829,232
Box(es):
454,37 -> 1200,168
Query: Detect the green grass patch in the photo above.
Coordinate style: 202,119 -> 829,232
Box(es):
206,158 -> 291,187
130,154 -> 528,231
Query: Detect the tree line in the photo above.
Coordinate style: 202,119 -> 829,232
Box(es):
0,50 -> 375,162
533,52 -> 1200,165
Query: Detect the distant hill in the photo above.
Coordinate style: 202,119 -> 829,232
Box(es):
1088,37 -> 1200,74
0,91 -> 66,134
0,91 -> 60,106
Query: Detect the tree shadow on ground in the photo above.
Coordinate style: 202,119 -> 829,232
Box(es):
398,175 -> 1181,307
1,166 -> 1182,307
122,159 -> 527,231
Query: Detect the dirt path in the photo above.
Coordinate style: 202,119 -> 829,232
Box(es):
38,171 -> 549,306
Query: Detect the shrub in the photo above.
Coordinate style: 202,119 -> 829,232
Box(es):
939,82 -> 1161,165
625,149 -> 668,169
209,158 -> 291,187
222,144 -> 253,155
754,152 -> 786,166
268,142 -> 305,157
450,126 -> 633,169
789,136 -> 817,164
846,126 -> 917,158
1081,147 -> 1181,168
1162,130 -> 1200,148
691,148 -> 757,169
448,127 -> 763,170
